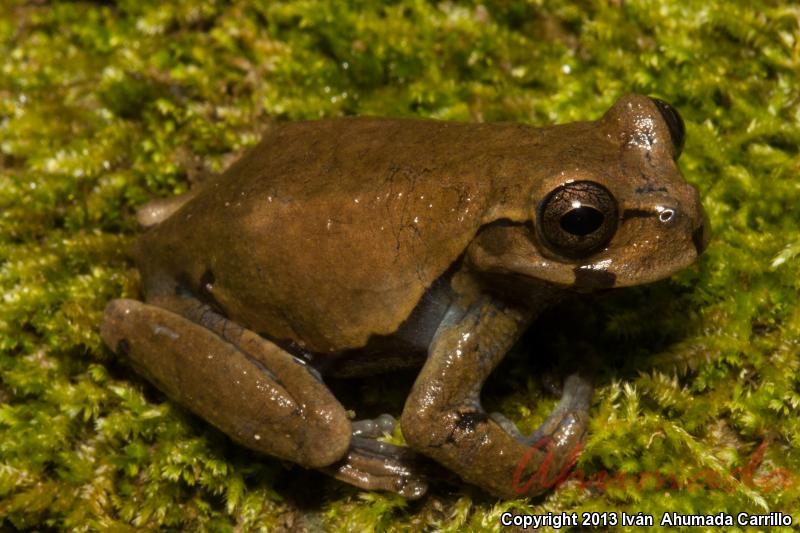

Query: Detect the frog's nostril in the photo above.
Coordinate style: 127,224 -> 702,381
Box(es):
655,205 -> 677,224
658,208 -> 675,223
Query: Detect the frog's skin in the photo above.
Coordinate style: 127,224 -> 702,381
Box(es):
102,94 -> 709,499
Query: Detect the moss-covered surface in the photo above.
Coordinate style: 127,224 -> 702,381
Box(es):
1,0 -> 799,530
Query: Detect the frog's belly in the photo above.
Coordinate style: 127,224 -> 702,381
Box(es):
300,271 -> 456,378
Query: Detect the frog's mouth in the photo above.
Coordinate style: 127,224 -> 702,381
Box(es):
569,199 -> 710,289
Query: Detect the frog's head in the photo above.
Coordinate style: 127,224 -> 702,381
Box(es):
469,94 -> 710,290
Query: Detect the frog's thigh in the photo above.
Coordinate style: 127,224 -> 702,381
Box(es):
101,299 -> 350,468
400,300 -> 593,498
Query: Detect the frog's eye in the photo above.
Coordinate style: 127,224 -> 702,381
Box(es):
650,97 -> 685,158
537,181 -> 619,259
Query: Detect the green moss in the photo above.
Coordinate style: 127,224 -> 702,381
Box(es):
1,0 -> 798,530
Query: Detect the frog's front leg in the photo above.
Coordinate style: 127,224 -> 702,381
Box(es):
400,298 -> 593,498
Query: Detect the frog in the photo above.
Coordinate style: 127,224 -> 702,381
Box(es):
101,94 -> 709,499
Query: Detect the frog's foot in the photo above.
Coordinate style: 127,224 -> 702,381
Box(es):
324,414 -> 430,498
324,434 -> 429,499
490,372 -> 593,445
527,372 -> 593,446
101,298 -> 351,469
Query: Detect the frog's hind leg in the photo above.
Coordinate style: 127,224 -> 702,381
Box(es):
102,298 -> 430,497
168,299 -> 432,497
101,298 -> 350,468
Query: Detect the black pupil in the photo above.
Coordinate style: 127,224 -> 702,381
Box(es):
560,206 -> 604,236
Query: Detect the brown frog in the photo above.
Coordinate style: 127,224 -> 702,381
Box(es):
102,94 -> 709,499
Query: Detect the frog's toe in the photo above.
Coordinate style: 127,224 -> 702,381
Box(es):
524,371 -> 593,446
323,436 -> 430,499
351,414 -> 397,439
489,412 -> 524,440
483,371 -> 592,473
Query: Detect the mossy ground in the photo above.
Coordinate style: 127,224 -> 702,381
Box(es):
1,1 -> 799,531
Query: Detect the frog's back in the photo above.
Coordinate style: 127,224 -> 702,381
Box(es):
137,117 -> 546,353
